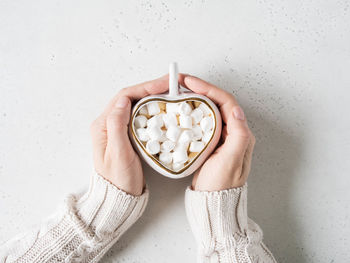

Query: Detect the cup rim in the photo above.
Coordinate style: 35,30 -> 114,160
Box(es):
129,97 -> 217,175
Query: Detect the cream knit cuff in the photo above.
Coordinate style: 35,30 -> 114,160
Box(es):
185,184 -> 248,251
73,174 -> 149,239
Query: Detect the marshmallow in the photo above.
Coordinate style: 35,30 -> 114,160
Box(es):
159,131 -> 167,142
166,103 -> 179,114
159,152 -> 172,164
190,141 -> 205,153
174,141 -> 189,152
136,128 -> 150,142
179,115 -> 192,129
172,148 -> 188,164
146,140 -> 160,155
147,115 -> 163,128
178,130 -> 194,144
198,103 -> 212,116
138,106 -> 148,115
191,108 -> 204,124
162,112 -> 178,128
200,116 -> 214,132
166,125 -> 181,142
147,102 -> 160,116
161,140 -> 176,152
172,162 -> 184,171
178,102 -> 192,115
146,126 -> 163,141
134,115 -> 147,128
192,125 -> 203,140
202,131 -> 212,144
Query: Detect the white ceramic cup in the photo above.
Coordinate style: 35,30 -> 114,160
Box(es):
129,63 -> 222,179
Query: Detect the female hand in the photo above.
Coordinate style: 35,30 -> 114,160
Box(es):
90,75 -> 169,195
181,75 -> 255,191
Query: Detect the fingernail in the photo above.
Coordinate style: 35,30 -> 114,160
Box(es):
233,106 -> 245,120
184,75 -> 194,84
115,96 -> 129,108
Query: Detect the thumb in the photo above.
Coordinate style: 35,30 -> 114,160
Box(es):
106,96 -> 133,154
221,106 -> 251,162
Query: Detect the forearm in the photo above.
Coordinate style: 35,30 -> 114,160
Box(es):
0,174 -> 149,263
185,184 -> 276,263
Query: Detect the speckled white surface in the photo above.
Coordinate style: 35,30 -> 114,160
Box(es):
1,0 -> 350,262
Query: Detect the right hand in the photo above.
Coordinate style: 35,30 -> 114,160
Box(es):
180,75 -> 256,191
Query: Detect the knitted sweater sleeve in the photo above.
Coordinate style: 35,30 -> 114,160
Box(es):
185,184 -> 277,263
0,174 -> 149,263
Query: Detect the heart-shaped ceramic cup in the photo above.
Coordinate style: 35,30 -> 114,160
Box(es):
129,63 -> 222,178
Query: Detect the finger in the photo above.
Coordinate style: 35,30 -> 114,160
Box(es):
102,74 -> 169,117
105,96 -> 134,156
180,75 -> 239,123
221,125 -> 228,141
240,135 -> 255,182
90,117 -> 108,164
221,107 -> 251,161
191,170 -> 200,190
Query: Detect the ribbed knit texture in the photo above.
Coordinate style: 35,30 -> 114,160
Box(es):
1,178 -> 276,263
185,184 -> 277,263
0,174 -> 149,263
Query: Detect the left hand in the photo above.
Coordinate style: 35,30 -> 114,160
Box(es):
90,75 -> 170,195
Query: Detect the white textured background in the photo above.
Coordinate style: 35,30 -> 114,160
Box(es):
1,0 -> 350,262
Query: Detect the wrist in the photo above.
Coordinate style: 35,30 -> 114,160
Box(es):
192,174 -> 246,191
72,174 -> 149,238
185,184 -> 248,241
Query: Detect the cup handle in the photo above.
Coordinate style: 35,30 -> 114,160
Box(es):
169,62 -> 179,96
